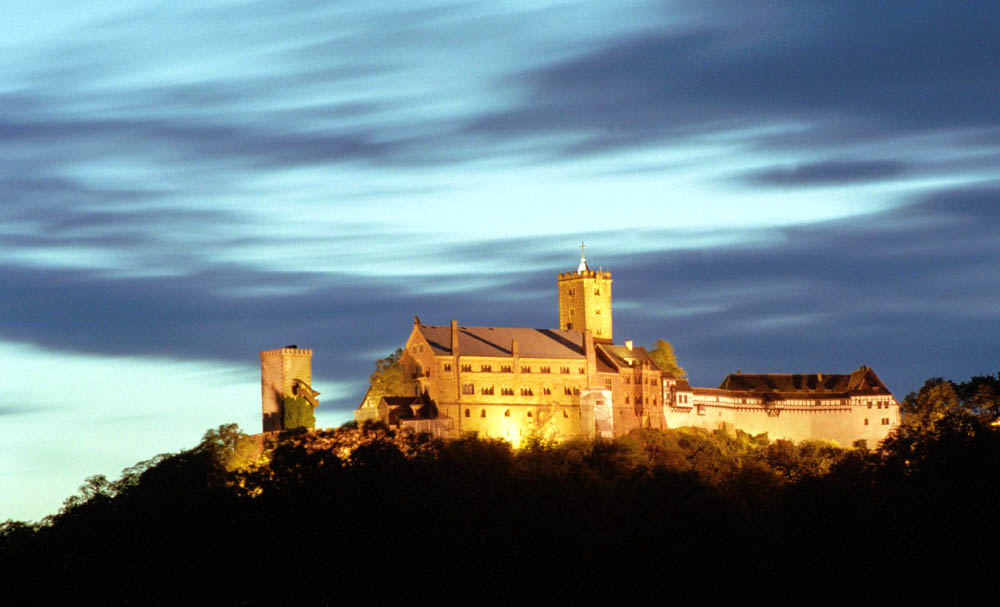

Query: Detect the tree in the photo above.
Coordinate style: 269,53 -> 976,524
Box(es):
955,373 -> 1000,422
901,378 -> 962,430
283,395 -> 316,430
648,339 -> 687,379
364,348 -> 405,406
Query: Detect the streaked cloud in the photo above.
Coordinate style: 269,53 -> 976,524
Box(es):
1,1 -> 998,521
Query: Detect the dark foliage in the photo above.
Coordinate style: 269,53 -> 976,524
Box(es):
4,375 -> 1000,604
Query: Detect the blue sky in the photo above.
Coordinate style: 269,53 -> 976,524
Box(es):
2,1 -> 998,521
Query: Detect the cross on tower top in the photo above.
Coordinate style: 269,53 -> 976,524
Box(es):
577,240 -> 589,273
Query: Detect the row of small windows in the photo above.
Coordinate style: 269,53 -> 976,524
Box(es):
623,395 -> 656,405
461,384 -> 565,397
622,376 -> 658,385
465,408 -> 571,419
450,364 -> 584,374
864,418 -> 892,426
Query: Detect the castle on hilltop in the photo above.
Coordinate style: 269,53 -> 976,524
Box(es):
265,246 -> 901,446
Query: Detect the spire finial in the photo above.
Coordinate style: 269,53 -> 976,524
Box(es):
577,240 -> 589,273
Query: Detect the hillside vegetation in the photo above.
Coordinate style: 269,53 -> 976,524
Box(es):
2,374 -> 999,604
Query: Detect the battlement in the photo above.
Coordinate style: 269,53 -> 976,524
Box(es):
260,347 -> 313,359
558,270 -> 611,280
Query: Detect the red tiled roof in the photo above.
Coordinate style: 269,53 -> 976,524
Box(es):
717,366 -> 890,396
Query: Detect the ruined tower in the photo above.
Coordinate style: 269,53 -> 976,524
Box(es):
260,345 -> 314,432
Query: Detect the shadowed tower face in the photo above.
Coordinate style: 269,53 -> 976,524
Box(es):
557,242 -> 613,342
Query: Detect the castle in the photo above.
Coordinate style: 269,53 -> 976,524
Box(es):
265,246 -> 901,446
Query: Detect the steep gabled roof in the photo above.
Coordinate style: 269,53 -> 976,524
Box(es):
596,344 -> 659,370
417,325 -> 587,359
717,366 -> 890,396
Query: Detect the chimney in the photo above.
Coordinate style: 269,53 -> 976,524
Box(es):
625,339 -> 633,351
450,320 -> 459,355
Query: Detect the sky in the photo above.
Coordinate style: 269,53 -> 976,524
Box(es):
2,0 -> 999,521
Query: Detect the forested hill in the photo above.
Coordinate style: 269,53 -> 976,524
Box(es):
2,374 -> 999,604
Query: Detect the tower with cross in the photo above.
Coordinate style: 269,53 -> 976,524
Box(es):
557,241 -> 613,341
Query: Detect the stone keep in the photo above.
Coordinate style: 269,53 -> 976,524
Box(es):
260,346 -> 313,432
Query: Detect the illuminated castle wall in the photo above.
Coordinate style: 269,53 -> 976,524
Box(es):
352,247 -> 901,446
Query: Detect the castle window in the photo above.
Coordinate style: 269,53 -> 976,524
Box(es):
625,395 -> 630,404
573,387 -> 580,395
568,288 -> 575,296
569,308 -> 575,317
462,383 -> 474,394
444,363 -> 452,372
541,366 -> 551,374
864,418 -> 869,425
595,308 -> 600,315
520,387 -> 533,396
564,387 -> 573,395
418,345 -> 424,353
465,409 -> 470,417
461,364 -> 471,372
578,367 -> 585,374
605,378 -> 612,389
543,387 -> 552,395
560,366 -> 570,374
624,377 -> 630,384
882,417 -> 890,425
521,366 -> 531,373
504,409 -> 510,417
501,365 -> 512,373
596,329 -> 601,335
567,323 -> 573,329
563,410 -> 569,418
867,403 -> 872,409
481,385 -> 494,395
481,409 -> 486,418
501,386 -> 514,396
697,405 -> 705,416
527,411 -> 532,417
481,364 -> 492,372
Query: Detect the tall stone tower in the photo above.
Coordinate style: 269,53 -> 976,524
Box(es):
558,242 -> 612,342
260,345 -> 313,432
